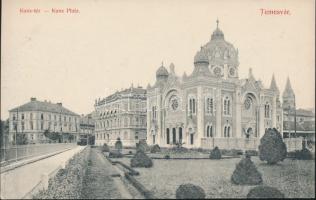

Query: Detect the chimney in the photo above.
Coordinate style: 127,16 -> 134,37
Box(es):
57,103 -> 62,106
30,97 -> 37,101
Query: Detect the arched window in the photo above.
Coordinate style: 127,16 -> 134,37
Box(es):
223,96 -> 231,115
189,97 -> 196,115
224,125 -> 231,137
265,103 -> 270,118
206,125 -> 213,137
152,106 -> 157,120
166,128 -> 170,144
206,98 -> 214,114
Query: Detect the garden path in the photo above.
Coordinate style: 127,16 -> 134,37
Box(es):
81,148 -> 132,199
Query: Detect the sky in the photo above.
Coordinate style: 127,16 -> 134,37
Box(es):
1,0 -> 315,119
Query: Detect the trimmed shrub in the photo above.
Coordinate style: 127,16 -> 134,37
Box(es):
175,183 -> 206,199
221,149 -> 243,156
247,185 -> 285,198
294,148 -> 313,160
115,138 -> 123,152
245,150 -> 258,157
128,151 -> 133,154
136,140 -> 150,152
209,146 -> 221,159
231,156 -> 263,185
101,143 -> 110,152
259,128 -> 287,164
131,150 -> 153,168
150,144 -> 161,153
171,146 -> 189,153
164,155 -> 170,159
109,150 -> 123,158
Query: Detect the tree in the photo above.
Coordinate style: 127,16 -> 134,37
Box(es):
259,128 -> 287,164
231,155 -> 263,185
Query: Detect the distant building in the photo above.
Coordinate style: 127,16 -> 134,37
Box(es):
8,97 -> 80,144
79,113 -> 95,144
282,78 -> 315,142
94,85 -> 147,146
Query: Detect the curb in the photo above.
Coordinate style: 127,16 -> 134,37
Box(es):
0,147 -> 75,174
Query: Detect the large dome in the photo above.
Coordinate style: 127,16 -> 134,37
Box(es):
202,20 -> 239,67
156,65 -> 169,77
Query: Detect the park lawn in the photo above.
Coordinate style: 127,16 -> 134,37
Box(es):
114,156 -> 315,198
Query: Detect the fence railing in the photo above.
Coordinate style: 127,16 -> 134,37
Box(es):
0,143 -> 76,163
201,137 -> 259,150
200,137 -> 304,151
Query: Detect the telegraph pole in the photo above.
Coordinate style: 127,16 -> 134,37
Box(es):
294,94 -> 297,137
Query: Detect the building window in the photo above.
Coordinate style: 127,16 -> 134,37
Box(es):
152,106 -> 157,120
190,134 -> 194,145
21,122 -> 25,131
206,98 -> 214,114
13,114 -> 16,121
179,127 -> 183,142
166,128 -> 170,144
41,113 -> 44,120
264,103 -> 270,118
21,114 -> 25,120
189,98 -> 196,115
41,122 -> 44,130
172,128 -> 176,144
206,125 -> 213,137
223,96 -> 231,115
30,122 -> 33,130
224,125 -> 231,137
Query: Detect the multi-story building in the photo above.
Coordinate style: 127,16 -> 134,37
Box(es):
79,113 -> 95,144
8,97 -> 80,144
94,85 -> 147,146
146,20 -> 283,149
282,78 -> 315,143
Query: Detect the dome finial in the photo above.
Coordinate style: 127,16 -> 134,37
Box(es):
216,18 -> 219,29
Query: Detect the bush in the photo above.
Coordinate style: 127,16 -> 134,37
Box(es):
136,140 -> 150,152
231,156 -> 262,185
209,146 -> 221,159
164,155 -> 170,159
33,148 -> 89,199
245,150 -> 258,157
221,149 -> 243,156
128,151 -> 133,154
292,148 -> 313,160
150,144 -> 161,153
171,146 -> 189,153
175,183 -> 206,199
131,150 -> 153,168
101,143 -> 110,152
109,150 -> 123,158
247,185 -> 285,198
115,138 -> 123,152
259,128 -> 287,164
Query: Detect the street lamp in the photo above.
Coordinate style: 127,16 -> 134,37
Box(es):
14,108 -> 19,162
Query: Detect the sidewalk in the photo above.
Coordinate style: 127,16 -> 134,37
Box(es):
0,146 -> 84,199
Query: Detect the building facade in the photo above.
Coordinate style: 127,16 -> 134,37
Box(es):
8,97 -> 80,144
79,113 -> 95,144
282,78 -> 315,143
146,21 -> 283,149
94,85 -> 147,146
